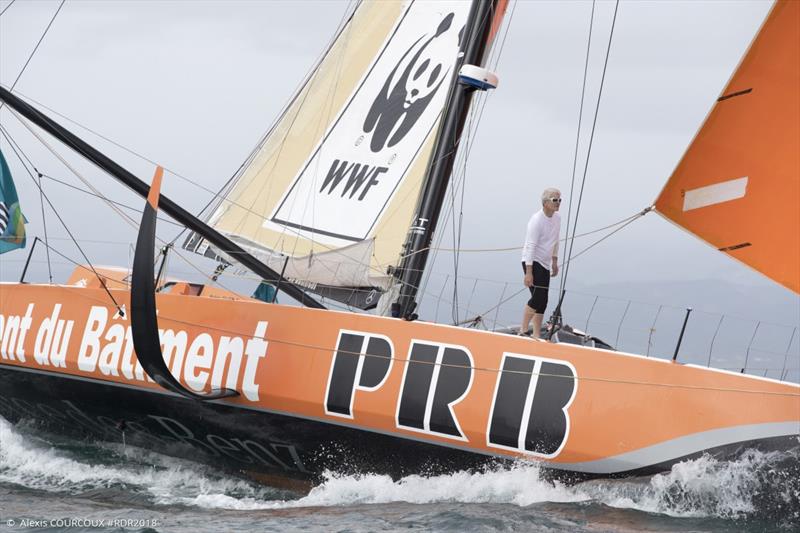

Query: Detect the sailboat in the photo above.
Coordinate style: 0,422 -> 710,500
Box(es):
0,0 -> 797,487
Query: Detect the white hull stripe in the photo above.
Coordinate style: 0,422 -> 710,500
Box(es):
554,421 -> 800,474
682,176 -> 748,211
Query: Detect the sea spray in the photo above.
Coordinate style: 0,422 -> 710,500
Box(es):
185,453 -> 799,525
578,447 -> 800,524
0,417 -> 290,505
2,416 -> 798,529
296,465 -> 585,507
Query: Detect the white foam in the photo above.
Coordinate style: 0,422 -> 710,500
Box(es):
300,466 -> 587,507
2,416 -> 796,520
196,452 -> 798,516
167,464 -> 587,511
0,417 -> 282,504
580,449 -> 798,520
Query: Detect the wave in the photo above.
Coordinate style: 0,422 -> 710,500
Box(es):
269,449 -> 799,523
579,447 -> 800,523
0,417 -> 292,506
1,416 -> 797,526
181,464 -> 586,510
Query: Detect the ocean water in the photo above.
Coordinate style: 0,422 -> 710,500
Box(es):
0,417 -> 798,533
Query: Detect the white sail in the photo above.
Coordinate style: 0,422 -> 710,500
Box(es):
185,0 -> 473,303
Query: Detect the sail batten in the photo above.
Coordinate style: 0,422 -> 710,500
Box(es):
654,0 -> 800,294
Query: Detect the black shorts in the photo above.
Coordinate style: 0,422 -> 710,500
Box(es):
522,261 -> 550,314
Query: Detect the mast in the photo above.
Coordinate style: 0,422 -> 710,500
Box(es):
0,86 -> 325,309
392,0 -> 500,319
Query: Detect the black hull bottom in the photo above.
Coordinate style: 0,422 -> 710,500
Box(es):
0,365 -> 793,489
0,365 -> 501,487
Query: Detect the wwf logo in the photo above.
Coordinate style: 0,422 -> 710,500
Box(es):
363,13 -> 463,153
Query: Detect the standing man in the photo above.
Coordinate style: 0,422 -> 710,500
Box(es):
520,187 -> 561,338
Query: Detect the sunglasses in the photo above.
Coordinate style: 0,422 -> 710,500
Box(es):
549,198 -> 562,203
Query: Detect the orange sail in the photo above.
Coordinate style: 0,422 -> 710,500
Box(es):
654,0 -> 800,293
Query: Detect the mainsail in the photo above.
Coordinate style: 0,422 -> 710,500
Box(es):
184,0 -> 476,308
655,0 -> 799,294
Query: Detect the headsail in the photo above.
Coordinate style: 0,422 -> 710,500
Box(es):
654,0 -> 799,294
0,148 -> 27,254
184,1 -> 475,308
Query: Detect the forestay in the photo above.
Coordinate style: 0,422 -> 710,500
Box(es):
184,0 -> 473,308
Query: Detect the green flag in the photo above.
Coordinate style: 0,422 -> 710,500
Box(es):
0,148 -> 26,254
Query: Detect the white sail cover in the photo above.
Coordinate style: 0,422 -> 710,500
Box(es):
185,0 -> 472,297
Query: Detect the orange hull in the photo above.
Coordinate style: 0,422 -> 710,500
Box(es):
1,282 -> 798,476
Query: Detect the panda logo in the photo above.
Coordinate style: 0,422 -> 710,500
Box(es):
363,13 -> 463,153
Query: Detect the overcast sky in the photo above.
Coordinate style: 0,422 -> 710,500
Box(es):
0,0 -> 796,342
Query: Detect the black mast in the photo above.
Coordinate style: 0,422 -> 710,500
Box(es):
0,86 -> 325,309
392,0 -> 499,319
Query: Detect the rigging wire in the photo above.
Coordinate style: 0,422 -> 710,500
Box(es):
9,88 -> 287,258
0,124 -> 54,280
567,206 -> 650,262
424,206 -> 648,329
7,109 -> 141,228
444,0 -> 513,319
21,222 -> 787,350
3,0 -> 640,326
0,0 -> 64,279
281,0 -> 356,269
14,204 -> 779,351
11,239 -> 799,353
1,0 -> 632,320
7,90 -> 350,262
190,0 -> 359,261
395,0 -> 633,324
166,161 -> 250,247
8,109 -> 257,297
465,209 -> 647,325
0,111 -> 255,297
0,0 -> 16,18
449,97 -> 482,324
451,90 -> 487,324
0,0 -> 64,111
448,0 -> 507,324
553,0 -> 620,325
2,2 -> 473,304
10,90 -> 245,218
0,0 -> 174,285
39,172 -> 183,227
559,0 -> 596,298
0,126 -> 124,314
17,241 -> 123,287
6,2 -> 362,257
3,111 -> 244,304
16,192 -> 637,329
406,208 -> 648,256
163,0 -> 364,305
3,115 -> 245,299
1,1 -> 532,320
36,169 -> 52,282
418,0 -> 518,319
401,0 -> 498,309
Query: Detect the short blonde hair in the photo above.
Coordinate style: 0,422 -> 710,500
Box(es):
541,187 -> 561,205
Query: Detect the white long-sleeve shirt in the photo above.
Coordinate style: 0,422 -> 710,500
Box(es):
521,210 -> 560,270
